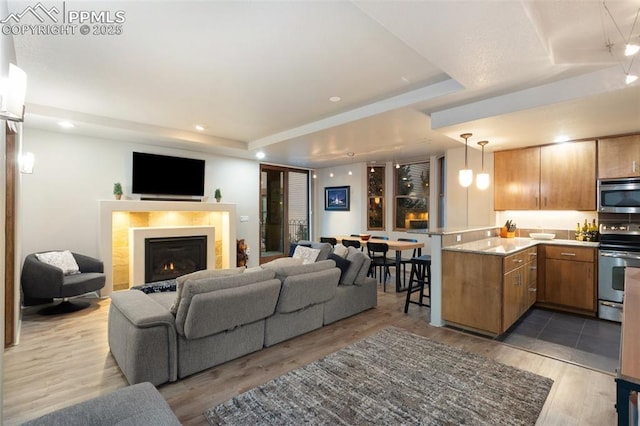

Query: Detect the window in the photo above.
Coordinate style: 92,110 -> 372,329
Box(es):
367,166 -> 385,230
394,162 -> 429,230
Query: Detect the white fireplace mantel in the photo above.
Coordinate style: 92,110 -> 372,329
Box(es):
99,200 -> 236,295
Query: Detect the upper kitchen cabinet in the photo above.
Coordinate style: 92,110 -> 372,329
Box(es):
540,141 -> 596,210
494,147 -> 540,210
494,141 -> 596,211
598,135 -> 640,179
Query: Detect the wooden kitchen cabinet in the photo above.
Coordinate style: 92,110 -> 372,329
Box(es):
598,134 -> 640,179
442,246 -> 537,336
494,147 -> 540,210
494,141 -> 596,210
543,245 -> 596,313
540,141 -> 596,210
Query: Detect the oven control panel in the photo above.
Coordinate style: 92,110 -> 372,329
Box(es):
600,223 -> 640,235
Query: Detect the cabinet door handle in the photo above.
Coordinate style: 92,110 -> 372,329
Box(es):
529,288 -> 537,292
535,197 -> 538,207
544,197 -> 547,206
529,253 -> 537,257
513,259 -> 524,263
560,252 -> 576,256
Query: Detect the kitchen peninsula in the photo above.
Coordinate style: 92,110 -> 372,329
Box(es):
441,235 -> 598,336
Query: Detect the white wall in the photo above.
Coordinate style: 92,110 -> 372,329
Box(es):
445,146 -> 494,227
20,128 -> 262,267
314,162 -> 366,237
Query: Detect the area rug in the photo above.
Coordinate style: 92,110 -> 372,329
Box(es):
204,327 -> 553,425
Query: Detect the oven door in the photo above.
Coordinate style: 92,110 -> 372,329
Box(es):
598,178 -> 640,213
598,250 -> 640,321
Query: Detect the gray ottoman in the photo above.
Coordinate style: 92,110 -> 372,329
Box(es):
21,382 -> 180,425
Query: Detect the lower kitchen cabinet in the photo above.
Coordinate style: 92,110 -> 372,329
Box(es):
540,245 -> 596,314
442,247 -> 537,336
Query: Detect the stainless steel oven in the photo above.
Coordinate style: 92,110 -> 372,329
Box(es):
598,222 -> 640,322
598,178 -> 640,214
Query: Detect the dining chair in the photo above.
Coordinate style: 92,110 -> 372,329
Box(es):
397,238 -> 418,290
342,239 -> 361,250
366,242 -> 394,291
320,237 -> 337,247
370,235 -> 389,240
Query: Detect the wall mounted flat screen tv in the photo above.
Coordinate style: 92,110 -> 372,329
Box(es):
132,152 -> 205,197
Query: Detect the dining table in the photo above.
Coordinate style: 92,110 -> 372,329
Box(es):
334,236 -> 424,292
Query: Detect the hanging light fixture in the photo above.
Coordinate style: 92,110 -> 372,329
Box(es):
347,152 -> 354,176
602,2 -> 640,85
476,141 -> 490,190
458,133 -> 473,187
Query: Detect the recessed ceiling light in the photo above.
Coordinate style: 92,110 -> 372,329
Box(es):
554,135 -> 570,143
58,121 -> 74,128
195,124 -> 205,131
255,151 -> 265,159
329,96 -> 341,102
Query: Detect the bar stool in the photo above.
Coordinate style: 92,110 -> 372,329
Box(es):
404,254 -> 431,313
397,238 -> 418,290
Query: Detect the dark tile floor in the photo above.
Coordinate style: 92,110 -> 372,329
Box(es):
496,308 -> 621,373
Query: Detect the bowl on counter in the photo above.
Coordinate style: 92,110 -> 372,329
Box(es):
360,234 -> 371,241
529,232 -> 555,240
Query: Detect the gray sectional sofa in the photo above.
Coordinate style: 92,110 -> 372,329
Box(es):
108,242 -> 376,386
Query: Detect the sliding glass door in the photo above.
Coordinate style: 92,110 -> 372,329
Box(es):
260,165 -> 310,264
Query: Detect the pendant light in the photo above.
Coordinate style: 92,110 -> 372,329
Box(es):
458,133 -> 473,187
476,140 -> 490,190
347,152 -> 354,176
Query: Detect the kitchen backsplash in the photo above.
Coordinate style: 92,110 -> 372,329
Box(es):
495,210 -> 597,233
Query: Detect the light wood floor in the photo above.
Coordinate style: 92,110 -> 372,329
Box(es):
4,290 -> 617,425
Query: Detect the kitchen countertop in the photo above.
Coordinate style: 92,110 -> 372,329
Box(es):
408,226 -> 496,236
442,237 -> 599,256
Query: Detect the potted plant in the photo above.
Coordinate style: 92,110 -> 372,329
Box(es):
113,182 -> 123,200
214,188 -> 222,203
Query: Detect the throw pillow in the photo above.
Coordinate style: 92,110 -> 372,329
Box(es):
288,242 -> 312,257
332,244 -> 349,259
35,250 -> 80,275
131,279 -> 177,294
292,245 -> 321,264
169,267 -> 245,315
328,253 -> 351,283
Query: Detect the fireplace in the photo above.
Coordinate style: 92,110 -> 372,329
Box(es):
128,225 -> 216,288
145,236 -> 207,282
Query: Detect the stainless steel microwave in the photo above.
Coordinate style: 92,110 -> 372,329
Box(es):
598,178 -> 640,213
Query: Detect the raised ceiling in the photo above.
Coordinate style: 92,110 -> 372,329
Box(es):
7,0 -> 640,168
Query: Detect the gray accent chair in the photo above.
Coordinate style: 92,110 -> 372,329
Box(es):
21,252 -> 106,315
21,382 -> 180,425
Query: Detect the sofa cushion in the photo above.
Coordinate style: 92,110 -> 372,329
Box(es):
341,247 -> 367,285
169,267 -> 245,315
328,253 -> 351,283
175,269 -> 276,336
292,245 -> 321,264
263,259 -> 335,282
354,256 -> 372,285
275,267 -> 341,314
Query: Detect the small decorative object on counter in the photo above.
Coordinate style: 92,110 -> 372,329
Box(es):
113,182 -> 123,200
214,188 -> 222,203
576,218 -> 598,241
500,220 -> 516,238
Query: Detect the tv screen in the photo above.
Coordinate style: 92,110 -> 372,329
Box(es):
132,152 -> 205,197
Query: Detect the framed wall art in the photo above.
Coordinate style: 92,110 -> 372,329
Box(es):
325,186 -> 350,211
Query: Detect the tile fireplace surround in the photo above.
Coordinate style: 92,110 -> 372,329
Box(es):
99,200 -> 236,295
